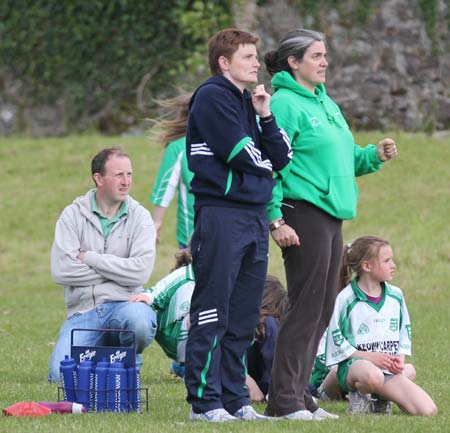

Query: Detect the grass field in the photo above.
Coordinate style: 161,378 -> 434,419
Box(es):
0,133 -> 449,432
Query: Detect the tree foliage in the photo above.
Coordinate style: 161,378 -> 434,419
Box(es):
0,0 -> 232,132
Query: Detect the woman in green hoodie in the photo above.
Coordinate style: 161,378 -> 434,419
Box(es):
263,29 -> 398,420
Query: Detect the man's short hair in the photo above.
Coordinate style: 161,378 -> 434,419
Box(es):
91,147 -> 129,181
208,28 -> 259,76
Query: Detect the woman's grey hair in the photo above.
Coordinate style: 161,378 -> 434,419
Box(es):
264,29 -> 326,76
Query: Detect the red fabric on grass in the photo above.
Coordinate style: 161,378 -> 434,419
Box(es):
2,401 -> 52,417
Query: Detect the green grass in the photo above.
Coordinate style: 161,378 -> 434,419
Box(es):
0,133 -> 449,432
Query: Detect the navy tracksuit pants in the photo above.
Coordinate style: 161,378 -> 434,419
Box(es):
185,205 -> 269,414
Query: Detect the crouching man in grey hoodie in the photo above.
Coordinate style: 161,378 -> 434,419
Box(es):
48,147 -> 157,382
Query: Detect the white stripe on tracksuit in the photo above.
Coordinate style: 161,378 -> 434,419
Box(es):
198,308 -> 218,325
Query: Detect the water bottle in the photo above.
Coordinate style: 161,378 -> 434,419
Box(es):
107,361 -> 127,412
77,360 -> 95,412
38,401 -> 86,414
94,358 -> 109,412
126,365 -> 141,412
59,355 -> 78,402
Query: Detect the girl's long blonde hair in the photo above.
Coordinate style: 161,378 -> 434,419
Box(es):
152,93 -> 191,147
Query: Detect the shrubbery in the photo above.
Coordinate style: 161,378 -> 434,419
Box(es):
0,0 -> 231,133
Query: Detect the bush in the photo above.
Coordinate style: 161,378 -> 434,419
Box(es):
0,0 -> 231,133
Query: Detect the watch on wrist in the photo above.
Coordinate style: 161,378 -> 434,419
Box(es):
259,113 -> 274,124
269,218 -> 285,231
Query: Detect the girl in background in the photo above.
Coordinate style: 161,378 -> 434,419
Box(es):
150,94 -> 194,248
246,275 -> 287,401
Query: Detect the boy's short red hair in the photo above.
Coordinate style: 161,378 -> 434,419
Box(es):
208,28 -> 259,76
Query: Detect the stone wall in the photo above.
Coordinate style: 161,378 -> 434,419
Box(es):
258,0 -> 450,131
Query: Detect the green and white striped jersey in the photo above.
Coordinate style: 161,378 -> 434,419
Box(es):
150,137 -> 194,246
143,264 -> 195,362
325,279 -> 411,369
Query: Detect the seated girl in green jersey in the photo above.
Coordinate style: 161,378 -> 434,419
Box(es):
130,248 -> 194,368
324,235 -> 437,416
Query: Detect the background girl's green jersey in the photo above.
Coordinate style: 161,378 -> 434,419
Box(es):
144,264 -> 194,362
150,137 -> 194,246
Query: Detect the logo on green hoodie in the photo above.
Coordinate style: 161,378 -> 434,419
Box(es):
308,116 -> 321,128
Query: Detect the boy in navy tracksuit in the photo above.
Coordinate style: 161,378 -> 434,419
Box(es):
184,28 -> 292,422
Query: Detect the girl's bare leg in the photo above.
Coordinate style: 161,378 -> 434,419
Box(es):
376,374 -> 437,416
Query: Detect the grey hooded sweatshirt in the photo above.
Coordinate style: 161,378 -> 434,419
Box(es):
51,189 -> 156,317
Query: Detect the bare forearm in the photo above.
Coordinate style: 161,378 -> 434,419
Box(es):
152,205 -> 167,244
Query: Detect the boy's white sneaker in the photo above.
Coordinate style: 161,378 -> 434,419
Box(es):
189,408 -> 237,422
280,409 -> 313,420
233,405 -> 271,421
312,407 -> 340,420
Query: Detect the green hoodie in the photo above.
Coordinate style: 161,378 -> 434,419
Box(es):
267,71 -> 383,221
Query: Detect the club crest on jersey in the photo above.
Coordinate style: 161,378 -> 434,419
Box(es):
332,329 -> 344,346
308,116 -> 321,128
357,323 -> 370,335
180,301 -> 190,312
406,324 -> 412,340
389,318 -> 399,332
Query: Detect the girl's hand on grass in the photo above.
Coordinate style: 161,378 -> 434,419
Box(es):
245,375 -> 265,402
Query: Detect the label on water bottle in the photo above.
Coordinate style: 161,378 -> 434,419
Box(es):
107,361 -> 127,412
89,371 -> 95,411
135,368 -> 141,412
